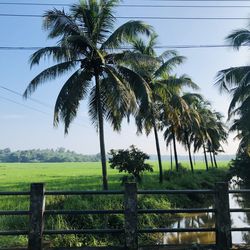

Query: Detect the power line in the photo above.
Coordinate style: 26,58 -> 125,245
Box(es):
0,94 -> 90,128
1,2 -> 250,8
151,0 -> 250,1
118,16 -> 250,20
0,84 -> 91,128
0,85 -> 52,108
0,44 -> 248,51
0,95 -> 50,115
0,13 -> 250,20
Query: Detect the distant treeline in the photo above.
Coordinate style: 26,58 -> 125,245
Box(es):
0,148 -> 101,162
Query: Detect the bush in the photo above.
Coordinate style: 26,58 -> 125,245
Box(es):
109,145 -> 153,183
229,153 -> 250,184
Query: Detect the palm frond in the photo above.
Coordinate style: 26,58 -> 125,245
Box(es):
102,20 -> 153,49
29,46 -> 76,68
116,65 -> 152,109
54,69 -> 92,133
24,61 -> 78,98
92,0 -> 118,43
62,34 -> 93,50
100,74 -> 131,131
154,56 -> 186,77
103,65 -> 134,110
88,85 -> 106,129
226,29 -> 250,50
43,9 -> 80,39
157,75 -> 198,91
228,83 -> 250,116
215,66 -> 250,93
71,0 -> 119,43
131,33 -> 158,56
158,50 -> 180,62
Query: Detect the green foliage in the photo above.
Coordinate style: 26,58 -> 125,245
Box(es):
216,23 -> 250,156
229,153 -> 250,184
109,145 -> 153,182
0,148 -> 101,163
163,167 -> 229,208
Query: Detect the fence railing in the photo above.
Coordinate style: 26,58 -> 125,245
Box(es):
0,182 -> 250,250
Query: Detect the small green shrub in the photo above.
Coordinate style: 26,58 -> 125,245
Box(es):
109,145 -> 153,183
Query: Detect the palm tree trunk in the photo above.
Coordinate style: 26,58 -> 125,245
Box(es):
153,121 -> 163,183
172,128 -> 179,171
213,151 -> 218,168
187,139 -> 194,173
193,153 -> 196,166
95,73 -> 108,190
209,151 -> 214,168
170,142 -> 173,171
203,143 -> 209,171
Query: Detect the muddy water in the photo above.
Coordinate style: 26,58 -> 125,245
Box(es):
163,180 -> 250,245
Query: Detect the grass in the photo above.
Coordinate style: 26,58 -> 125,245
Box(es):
0,161 -> 230,247
0,161 -> 229,191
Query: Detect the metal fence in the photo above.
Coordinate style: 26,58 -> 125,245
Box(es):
0,182 -> 249,250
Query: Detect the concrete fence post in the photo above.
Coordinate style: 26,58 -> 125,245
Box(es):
124,182 -> 138,250
28,183 -> 45,250
214,182 -> 232,250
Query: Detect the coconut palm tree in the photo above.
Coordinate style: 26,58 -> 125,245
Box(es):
206,112 -> 228,167
23,0 -> 153,190
216,25 -> 250,156
191,100 -> 227,170
161,78 -> 199,171
129,34 -> 187,181
176,93 -> 203,172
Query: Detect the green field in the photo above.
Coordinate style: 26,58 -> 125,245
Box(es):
0,161 -> 230,191
0,161 -> 230,247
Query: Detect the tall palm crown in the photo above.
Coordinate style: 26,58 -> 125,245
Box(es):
162,87 -> 200,171
129,34 -> 191,181
24,0 -> 153,189
216,25 -> 250,156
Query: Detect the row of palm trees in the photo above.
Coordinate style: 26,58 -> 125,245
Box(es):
24,0 -> 228,189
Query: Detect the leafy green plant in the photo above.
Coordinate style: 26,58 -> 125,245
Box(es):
229,153 -> 250,184
109,145 -> 153,182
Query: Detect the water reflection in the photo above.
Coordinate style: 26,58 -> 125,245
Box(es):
230,179 -> 250,244
164,178 -> 250,245
164,213 -> 215,244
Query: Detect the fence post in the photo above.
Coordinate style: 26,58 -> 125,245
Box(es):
28,183 -> 45,250
214,182 -> 232,250
124,182 -> 138,250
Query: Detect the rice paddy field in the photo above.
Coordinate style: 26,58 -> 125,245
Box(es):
0,161 -> 230,247
0,161 -> 230,191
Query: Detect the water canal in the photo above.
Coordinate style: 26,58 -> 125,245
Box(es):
163,178 -> 250,245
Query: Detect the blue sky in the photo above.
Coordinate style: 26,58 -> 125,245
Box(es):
0,0 -> 249,155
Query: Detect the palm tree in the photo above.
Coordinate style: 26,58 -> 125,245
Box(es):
216,25 -> 250,156
206,111 -> 228,167
161,79 -> 199,171
192,100 -> 227,170
23,0 -> 153,190
130,34 -> 186,182
177,93 -> 203,172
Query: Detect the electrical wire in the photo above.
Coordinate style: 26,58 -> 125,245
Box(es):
0,85 -> 52,108
0,2 -> 250,8
0,94 -> 90,128
151,0 -> 250,1
0,95 -> 50,115
0,45 -> 247,50
0,85 -> 93,128
0,13 -> 249,20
